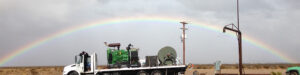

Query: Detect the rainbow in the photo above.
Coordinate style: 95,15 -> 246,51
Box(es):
0,16 -> 296,66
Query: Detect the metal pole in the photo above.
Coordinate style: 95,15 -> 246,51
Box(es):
237,0 -> 242,74
223,26 -> 242,75
180,22 -> 187,65
237,0 -> 240,30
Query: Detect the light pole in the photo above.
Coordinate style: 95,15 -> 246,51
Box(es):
223,24 -> 242,75
237,0 -> 240,29
223,0 -> 242,74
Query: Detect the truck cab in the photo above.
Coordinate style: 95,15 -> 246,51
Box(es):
63,52 -> 97,75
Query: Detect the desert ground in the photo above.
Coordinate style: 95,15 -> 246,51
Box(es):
0,64 -> 299,75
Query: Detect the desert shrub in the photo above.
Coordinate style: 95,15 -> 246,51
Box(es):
200,73 -> 206,75
204,66 -> 208,69
271,71 -> 282,75
278,65 -> 286,69
263,66 -> 270,69
31,69 -> 39,75
277,72 -> 282,75
270,66 -> 277,69
193,70 -> 199,75
234,66 -> 239,69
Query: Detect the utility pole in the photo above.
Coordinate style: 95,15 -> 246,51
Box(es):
180,21 -> 187,65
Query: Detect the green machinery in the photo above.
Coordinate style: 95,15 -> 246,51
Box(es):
106,42 -> 178,68
106,43 -> 140,68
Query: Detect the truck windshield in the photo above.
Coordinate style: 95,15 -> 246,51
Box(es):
75,55 -> 82,64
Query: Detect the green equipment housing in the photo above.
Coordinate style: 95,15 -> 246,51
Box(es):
106,43 -> 140,68
107,48 -> 129,65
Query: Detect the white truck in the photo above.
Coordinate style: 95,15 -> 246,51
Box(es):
63,45 -> 187,75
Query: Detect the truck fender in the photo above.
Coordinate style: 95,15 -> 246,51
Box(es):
67,70 -> 81,75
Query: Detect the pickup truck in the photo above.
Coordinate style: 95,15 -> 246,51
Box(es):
286,66 -> 300,75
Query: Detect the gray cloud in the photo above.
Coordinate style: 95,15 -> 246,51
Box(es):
0,0 -> 300,66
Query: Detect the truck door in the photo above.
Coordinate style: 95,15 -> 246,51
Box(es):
85,56 -> 91,72
75,55 -> 84,72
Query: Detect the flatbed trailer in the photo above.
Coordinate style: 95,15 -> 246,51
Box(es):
63,53 -> 187,75
96,65 -> 186,75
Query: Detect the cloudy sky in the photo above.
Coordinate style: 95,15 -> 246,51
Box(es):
0,0 -> 299,66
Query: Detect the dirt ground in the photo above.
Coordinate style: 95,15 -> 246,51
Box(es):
185,69 -> 286,75
0,66 -> 64,75
0,64 -> 298,75
185,64 -> 300,75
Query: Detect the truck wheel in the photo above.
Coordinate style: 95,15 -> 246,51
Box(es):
112,72 -> 120,75
98,73 -> 111,75
137,71 -> 149,75
96,73 -> 100,75
290,71 -> 299,75
193,70 -> 199,75
169,72 -> 178,75
151,70 -> 162,75
68,71 -> 79,75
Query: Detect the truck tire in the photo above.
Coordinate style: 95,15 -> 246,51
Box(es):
290,71 -> 299,75
112,72 -> 120,75
137,71 -> 149,75
68,71 -> 79,75
96,73 -> 101,75
151,70 -> 162,75
97,73 -> 111,75
193,70 -> 199,75
102,73 -> 111,75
